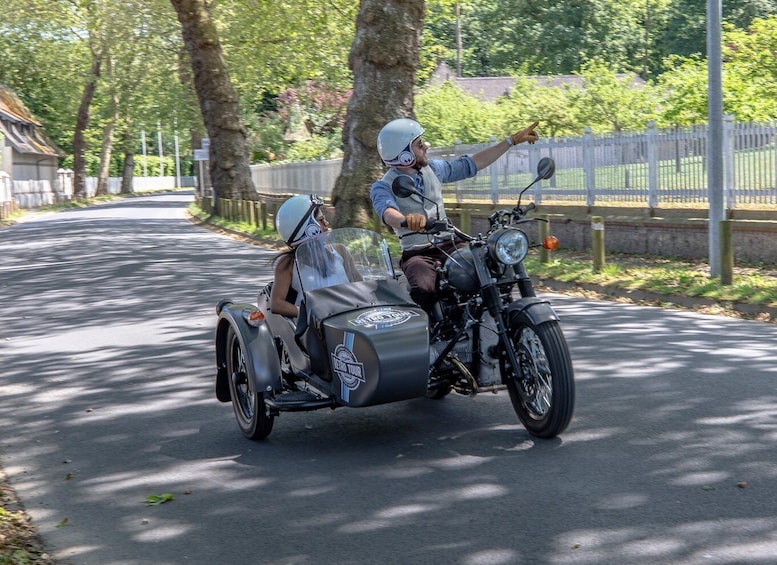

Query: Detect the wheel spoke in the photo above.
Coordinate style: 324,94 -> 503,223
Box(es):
518,327 -> 553,418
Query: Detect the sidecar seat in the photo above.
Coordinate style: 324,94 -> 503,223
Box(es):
294,299 -> 330,380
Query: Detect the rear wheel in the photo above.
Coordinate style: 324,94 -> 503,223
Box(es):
226,326 -> 274,440
502,318 -> 574,438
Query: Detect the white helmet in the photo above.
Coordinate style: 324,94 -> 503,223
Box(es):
276,194 -> 324,247
377,118 -> 424,167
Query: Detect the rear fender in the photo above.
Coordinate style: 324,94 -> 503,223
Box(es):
214,304 -> 282,402
505,297 -> 559,327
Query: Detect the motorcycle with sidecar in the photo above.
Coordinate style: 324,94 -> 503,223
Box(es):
214,157 -> 574,440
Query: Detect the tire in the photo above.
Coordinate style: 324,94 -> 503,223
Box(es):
502,318 -> 574,439
226,326 -> 274,440
275,337 -> 295,389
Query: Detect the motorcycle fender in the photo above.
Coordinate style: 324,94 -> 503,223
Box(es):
214,304 -> 282,403
505,297 -> 560,327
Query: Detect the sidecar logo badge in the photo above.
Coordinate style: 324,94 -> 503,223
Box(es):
332,332 -> 364,402
349,308 -> 419,329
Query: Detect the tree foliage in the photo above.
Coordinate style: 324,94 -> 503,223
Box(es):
415,82 -> 502,145
655,16 -> 777,125
3,0 -> 777,214
658,0 -> 777,61
425,0 -> 650,77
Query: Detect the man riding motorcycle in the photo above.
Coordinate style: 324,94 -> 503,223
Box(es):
369,117 -> 539,315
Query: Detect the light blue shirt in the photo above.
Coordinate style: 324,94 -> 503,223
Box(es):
370,156 -> 477,222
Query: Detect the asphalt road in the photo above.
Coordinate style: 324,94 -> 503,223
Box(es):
2,191 -> 777,565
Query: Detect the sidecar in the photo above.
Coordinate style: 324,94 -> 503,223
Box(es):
214,228 -> 430,440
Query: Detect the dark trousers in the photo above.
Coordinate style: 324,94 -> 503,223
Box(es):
400,240 -> 466,312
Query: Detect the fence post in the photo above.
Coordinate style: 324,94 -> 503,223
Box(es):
720,219 -> 733,285
723,114 -> 736,209
269,202 -> 278,233
583,127 -> 596,207
591,215 -> 605,272
260,201 -> 267,230
530,146 -> 542,205
454,139 -> 463,203
459,208 -> 471,234
488,136 -> 499,204
538,214 -> 550,263
646,121 -> 659,208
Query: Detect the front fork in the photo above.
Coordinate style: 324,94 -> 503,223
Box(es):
481,284 -> 525,382
471,248 -> 532,400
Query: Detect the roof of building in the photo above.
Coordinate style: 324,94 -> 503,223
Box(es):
428,62 -> 645,102
0,84 -> 65,157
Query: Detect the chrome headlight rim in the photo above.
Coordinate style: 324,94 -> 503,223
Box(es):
487,228 -> 529,265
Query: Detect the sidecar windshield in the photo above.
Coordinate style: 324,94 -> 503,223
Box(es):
293,228 -> 396,293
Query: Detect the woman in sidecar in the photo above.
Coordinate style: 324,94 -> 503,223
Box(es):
270,194 -> 361,319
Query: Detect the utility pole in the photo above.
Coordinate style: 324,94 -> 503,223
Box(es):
707,0 -> 724,277
157,120 -> 164,178
455,3 -> 462,77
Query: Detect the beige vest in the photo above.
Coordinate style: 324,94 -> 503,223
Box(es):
380,165 -> 450,251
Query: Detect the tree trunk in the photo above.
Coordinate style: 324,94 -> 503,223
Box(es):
73,55 -> 102,199
96,91 -> 119,196
120,125 -> 135,195
331,0 -> 425,229
121,150 -> 135,194
170,0 -> 255,212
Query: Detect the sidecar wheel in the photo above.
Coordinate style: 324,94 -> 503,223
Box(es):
502,319 -> 574,439
226,326 -> 274,440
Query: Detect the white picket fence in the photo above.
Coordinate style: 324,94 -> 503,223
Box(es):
251,117 -> 777,209
6,118 -> 777,210
6,170 -> 197,208
0,172 -> 12,204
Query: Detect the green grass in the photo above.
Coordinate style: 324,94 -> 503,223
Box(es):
525,252 -> 777,307
189,203 -> 281,241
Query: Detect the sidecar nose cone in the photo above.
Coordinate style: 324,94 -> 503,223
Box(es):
216,299 -> 234,315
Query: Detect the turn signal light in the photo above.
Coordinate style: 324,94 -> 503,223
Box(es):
542,236 -> 560,250
245,309 -> 265,327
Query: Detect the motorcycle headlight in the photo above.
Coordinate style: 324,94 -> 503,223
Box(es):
487,228 -> 529,265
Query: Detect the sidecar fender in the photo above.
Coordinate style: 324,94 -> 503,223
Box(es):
214,303 -> 281,403
505,297 -> 560,327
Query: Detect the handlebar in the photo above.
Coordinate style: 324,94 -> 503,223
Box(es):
511,202 -> 536,217
399,218 -> 449,234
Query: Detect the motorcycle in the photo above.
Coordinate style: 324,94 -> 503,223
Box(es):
214,157 -> 574,440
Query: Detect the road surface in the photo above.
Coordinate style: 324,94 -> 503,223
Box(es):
2,192 -> 777,565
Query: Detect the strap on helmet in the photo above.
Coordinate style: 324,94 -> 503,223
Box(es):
288,194 -> 323,246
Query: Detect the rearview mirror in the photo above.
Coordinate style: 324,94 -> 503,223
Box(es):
391,174 -> 417,198
537,157 -> 555,180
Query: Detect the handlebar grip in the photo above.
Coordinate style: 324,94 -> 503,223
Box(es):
525,203 -> 536,213
399,218 -> 446,232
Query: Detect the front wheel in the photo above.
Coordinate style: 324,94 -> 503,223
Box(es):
501,318 -> 574,438
226,326 -> 274,440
